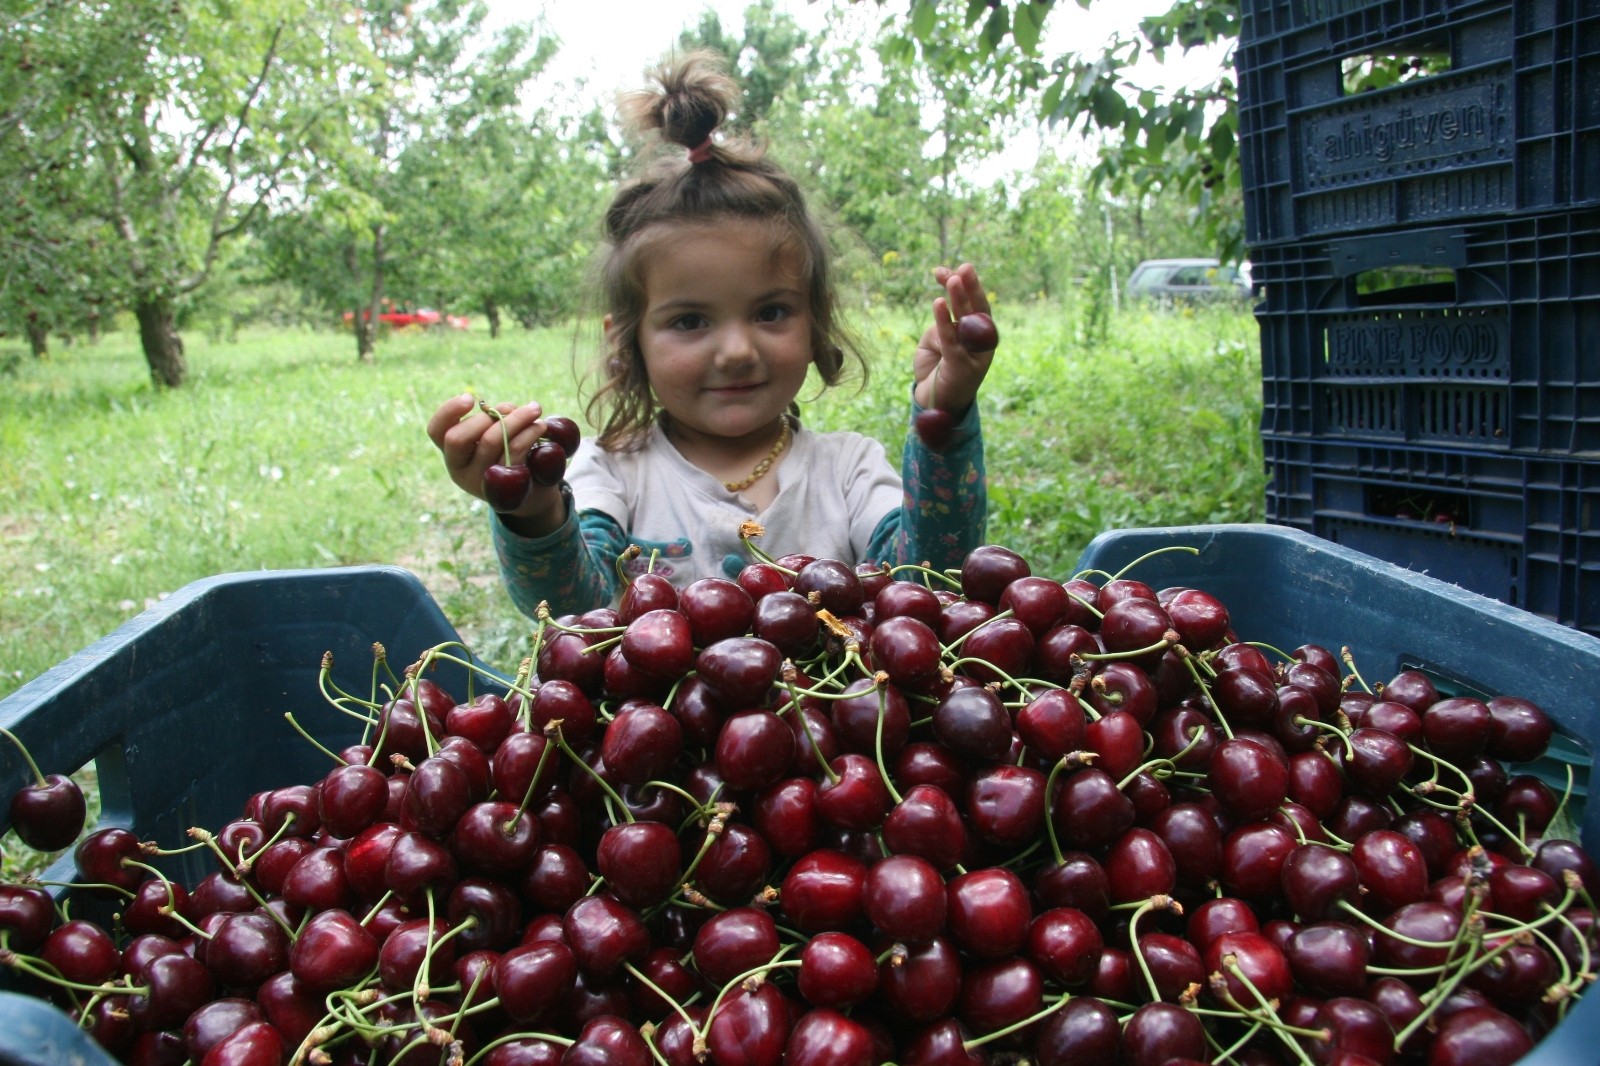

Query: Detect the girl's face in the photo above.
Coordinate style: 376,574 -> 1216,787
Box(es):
629,217 -> 814,450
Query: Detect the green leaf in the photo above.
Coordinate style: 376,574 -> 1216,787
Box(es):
910,0 -> 937,41
982,5 -> 1010,51
1013,2 -> 1046,55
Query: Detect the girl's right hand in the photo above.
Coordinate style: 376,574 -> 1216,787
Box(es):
426,394 -> 567,536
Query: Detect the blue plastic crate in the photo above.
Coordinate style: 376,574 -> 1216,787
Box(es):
1236,0 -> 1600,245
0,566 -> 472,1066
1074,523 -> 1600,1066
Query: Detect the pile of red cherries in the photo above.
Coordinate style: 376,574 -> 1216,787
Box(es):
0,541 -> 1595,1066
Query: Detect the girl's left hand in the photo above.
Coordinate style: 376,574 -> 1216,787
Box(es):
911,262 -> 996,414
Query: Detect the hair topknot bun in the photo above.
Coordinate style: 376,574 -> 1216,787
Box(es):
618,50 -> 740,152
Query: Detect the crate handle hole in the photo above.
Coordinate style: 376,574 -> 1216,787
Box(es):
1365,485 -> 1473,528
1355,265 -> 1458,306
1341,49 -> 1452,95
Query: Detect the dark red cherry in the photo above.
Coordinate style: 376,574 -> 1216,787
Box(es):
1485,695 -> 1554,762
960,544 -> 1030,605
696,636 -> 782,709
878,935 -> 962,1023
1422,696 -> 1493,764
779,848 -> 868,933
945,866 -> 1030,959
798,931 -> 878,1008
1207,737 -> 1289,822
883,782 -> 967,871
1032,995 -> 1120,1066
520,438 -> 564,486
1204,930 -> 1292,1009
915,403 -> 960,444
1026,907 -> 1103,987
864,853 -> 947,944
483,463 -> 533,512
1381,669 -> 1438,712
794,558 -> 864,616
563,1014 -> 652,1066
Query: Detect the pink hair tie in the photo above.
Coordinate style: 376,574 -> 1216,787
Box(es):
686,137 -> 715,164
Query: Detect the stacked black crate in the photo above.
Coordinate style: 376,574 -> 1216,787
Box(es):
1235,0 -> 1600,634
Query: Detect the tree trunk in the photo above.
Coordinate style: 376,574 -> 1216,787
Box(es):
485,298 -> 501,339
25,315 -> 48,359
356,221 -> 387,364
135,296 -> 187,387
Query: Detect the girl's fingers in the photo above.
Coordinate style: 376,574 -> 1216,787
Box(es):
426,393 -> 478,447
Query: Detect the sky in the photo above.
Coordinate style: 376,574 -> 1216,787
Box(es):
485,0 -> 1231,162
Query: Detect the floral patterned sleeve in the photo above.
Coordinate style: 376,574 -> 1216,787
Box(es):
490,485 -> 628,620
865,400 -> 987,573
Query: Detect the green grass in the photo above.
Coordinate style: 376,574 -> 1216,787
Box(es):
0,299 -> 1264,704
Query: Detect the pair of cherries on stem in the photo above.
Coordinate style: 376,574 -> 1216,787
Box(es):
481,408 -> 582,514
915,312 -> 999,450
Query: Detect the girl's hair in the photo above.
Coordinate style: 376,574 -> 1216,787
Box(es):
585,50 -> 863,450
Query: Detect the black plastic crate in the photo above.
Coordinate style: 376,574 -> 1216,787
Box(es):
1263,434 -> 1600,632
1236,0 -> 1600,245
1253,212 -> 1600,456
1074,523 -> 1600,1066
1241,0 -> 1501,40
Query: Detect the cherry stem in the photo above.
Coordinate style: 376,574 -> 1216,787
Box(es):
941,608 -> 1018,660
1218,956 -> 1317,1066
1076,636 -> 1172,663
672,805 -> 734,902
874,683 -> 905,805
1040,756 -> 1077,865
885,562 -> 963,590
0,727 -> 47,788
508,727 -> 560,828
737,522 -> 783,568
1127,896 -> 1174,1003
1334,899 -> 1460,949
784,677 -> 839,784
700,954 -> 799,1037
316,659 -> 381,724
480,401 -> 514,466
1179,653 -> 1232,740
465,1032 -> 574,1066
624,960 -> 701,1032
415,896 -> 477,1002
282,712 -> 347,766
1108,544 -> 1201,581
26,877 -> 134,900
962,992 -> 1073,1049
1211,1018 -> 1267,1064
1298,717 -> 1354,760
2,952 -> 143,997
1339,646 -> 1373,693
551,728 -> 633,822
360,890 -> 396,928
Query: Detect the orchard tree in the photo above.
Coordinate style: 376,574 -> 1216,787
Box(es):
269,0 -> 553,360
397,105 -> 610,337
677,0 -> 821,131
771,9 -> 1019,311
0,0 -> 355,386
874,0 -> 1246,258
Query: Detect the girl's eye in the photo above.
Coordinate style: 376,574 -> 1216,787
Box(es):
671,314 -> 708,331
756,304 -> 790,323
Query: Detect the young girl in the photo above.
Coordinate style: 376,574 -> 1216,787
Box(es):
426,52 -> 996,620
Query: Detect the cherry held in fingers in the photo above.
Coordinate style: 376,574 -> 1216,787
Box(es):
956,312 -> 999,351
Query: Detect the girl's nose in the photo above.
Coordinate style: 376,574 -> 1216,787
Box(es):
714,324 -> 759,368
